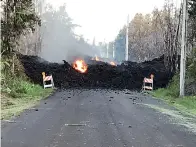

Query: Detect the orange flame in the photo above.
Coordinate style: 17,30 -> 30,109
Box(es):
95,56 -> 100,61
92,55 -> 100,61
110,61 -> 116,66
72,59 -> 88,73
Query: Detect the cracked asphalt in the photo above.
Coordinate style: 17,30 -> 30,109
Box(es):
1,89 -> 196,147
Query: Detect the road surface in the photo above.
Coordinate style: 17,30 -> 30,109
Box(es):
1,89 -> 196,147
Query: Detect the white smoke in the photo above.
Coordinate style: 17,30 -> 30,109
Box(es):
40,3 -> 100,63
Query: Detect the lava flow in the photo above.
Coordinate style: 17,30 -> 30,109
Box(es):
92,55 -> 100,61
72,59 -> 88,73
110,61 -> 116,66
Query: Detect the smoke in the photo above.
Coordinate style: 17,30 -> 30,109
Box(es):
40,4 -> 100,63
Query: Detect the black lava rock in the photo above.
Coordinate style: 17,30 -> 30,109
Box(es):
19,54 -> 174,90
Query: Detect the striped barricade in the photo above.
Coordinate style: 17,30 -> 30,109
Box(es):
143,74 -> 154,91
42,72 -> 54,89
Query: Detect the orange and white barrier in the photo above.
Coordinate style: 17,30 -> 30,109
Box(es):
143,74 -> 154,91
42,72 -> 54,89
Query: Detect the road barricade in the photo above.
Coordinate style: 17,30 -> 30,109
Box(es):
42,72 -> 54,89
142,74 -> 154,91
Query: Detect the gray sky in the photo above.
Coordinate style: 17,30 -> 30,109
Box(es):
46,0 -> 181,44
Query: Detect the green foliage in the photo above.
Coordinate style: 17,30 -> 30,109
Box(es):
153,54 -> 196,114
187,48 -> 196,79
188,0 -> 196,19
167,74 -> 180,97
1,59 -> 49,99
114,27 -> 126,62
1,57 -> 53,120
6,77 -> 48,98
1,74 -> 53,120
176,96 -> 196,111
1,0 -> 40,55
153,89 -> 196,115
188,0 -> 196,39
153,74 -> 180,98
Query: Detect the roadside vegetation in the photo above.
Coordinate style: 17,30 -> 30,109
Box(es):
114,0 -> 196,117
1,0 -> 53,120
1,57 -> 53,120
153,49 -> 196,116
153,89 -> 196,116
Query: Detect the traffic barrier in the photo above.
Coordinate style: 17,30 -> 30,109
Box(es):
143,74 -> 154,91
42,72 -> 54,89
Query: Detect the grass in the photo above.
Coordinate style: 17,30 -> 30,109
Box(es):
142,103 -> 196,134
152,72 -> 196,116
1,77 -> 53,120
153,88 -> 196,116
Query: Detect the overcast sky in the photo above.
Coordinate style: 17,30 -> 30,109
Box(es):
46,0 -> 181,44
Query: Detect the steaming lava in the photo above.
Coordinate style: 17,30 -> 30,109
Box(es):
91,55 -> 116,66
110,61 -> 116,66
72,59 -> 88,73
19,53 -> 176,90
92,56 -> 100,61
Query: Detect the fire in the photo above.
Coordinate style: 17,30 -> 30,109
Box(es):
110,61 -> 116,66
95,56 -> 100,61
72,59 -> 88,73
92,55 -> 100,61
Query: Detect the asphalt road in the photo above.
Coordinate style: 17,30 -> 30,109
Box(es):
1,89 -> 196,147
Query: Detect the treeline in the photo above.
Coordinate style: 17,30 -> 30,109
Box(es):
114,0 -> 196,68
1,0 -> 97,65
1,0 -> 40,56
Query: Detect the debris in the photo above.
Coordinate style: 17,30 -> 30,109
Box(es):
19,54 -> 174,90
128,125 -> 132,128
109,99 -> 111,101
35,109 -> 38,111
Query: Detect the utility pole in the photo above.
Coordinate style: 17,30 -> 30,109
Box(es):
180,0 -> 187,97
107,44 -> 109,58
125,14 -> 129,61
92,37 -> 95,46
113,43 -> 115,59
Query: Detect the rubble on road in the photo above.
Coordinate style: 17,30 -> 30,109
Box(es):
18,54 -> 174,90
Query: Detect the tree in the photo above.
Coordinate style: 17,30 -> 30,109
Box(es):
187,0 -> 196,81
1,0 -> 40,75
108,42 -> 114,59
114,27 -> 126,62
114,0 -> 182,71
1,0 -> 40,55
189,0 -> 196,18
188,0 -> 196,49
